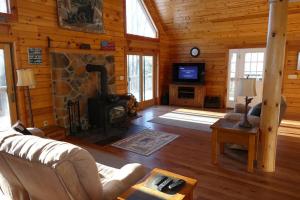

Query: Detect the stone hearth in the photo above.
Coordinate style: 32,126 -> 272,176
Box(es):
50,53 -> 115,131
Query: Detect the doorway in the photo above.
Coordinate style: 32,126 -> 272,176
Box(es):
0,44 -> 17,131
227,48 -> 266,108
127,54 -> 157,109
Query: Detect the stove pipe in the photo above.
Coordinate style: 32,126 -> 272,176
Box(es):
86,64 -> 108,97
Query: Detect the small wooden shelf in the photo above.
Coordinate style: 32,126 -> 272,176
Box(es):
169,84 -> 206,108
41,125 -> 66,141
49,48 -> 115,55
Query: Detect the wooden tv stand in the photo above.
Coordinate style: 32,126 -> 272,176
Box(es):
169,84 -> 206,108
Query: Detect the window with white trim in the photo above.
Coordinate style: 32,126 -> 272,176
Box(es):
126,0 -> 158,38
227,48 -> 266,108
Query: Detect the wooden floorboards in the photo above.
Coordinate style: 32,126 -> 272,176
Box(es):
67,106 -> 300,200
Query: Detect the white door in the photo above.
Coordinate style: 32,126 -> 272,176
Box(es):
0,44 -> 17,131
227,48 -> 266,108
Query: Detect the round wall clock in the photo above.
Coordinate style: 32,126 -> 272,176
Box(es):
190,47 -> 200,57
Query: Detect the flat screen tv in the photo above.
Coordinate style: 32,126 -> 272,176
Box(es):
173,63 -> 205,84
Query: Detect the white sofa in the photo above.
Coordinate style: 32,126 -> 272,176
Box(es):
0,129 -> 146,200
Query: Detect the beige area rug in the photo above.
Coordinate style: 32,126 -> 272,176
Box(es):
148,108 -> 225,132
111,129 -> 179,156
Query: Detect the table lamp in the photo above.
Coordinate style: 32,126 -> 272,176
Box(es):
237,77 -> 257,128
16,69 -> 36,127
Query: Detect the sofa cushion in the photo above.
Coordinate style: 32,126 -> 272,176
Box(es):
0,130 -> 30,200
224,113 -> 260,126
249,103 -> 262,117
0,134 -> 102,200
97,163 -> 146,200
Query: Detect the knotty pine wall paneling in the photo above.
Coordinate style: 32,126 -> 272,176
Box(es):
283,45 -> 300,118
154,0 -> 300,114
0,0 -> 169,128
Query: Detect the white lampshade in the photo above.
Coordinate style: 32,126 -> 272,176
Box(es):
237,78 -> 257,97
16,69 -> 36,87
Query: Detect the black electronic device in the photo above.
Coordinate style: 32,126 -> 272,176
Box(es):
168,179 -> 186,192
157,178 -> 173,192
153,176 -> 168,186
172,63 -> 205,84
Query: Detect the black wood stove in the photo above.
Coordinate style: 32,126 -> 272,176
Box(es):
86,64 -> 128,132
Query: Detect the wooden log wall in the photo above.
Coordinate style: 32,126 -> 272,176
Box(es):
0,0 -> 170,127
154,0 -> 300,112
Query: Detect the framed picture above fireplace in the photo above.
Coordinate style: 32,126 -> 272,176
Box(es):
56,0 -> 104,33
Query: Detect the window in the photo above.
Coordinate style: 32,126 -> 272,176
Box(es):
126,0 -> 158,38
227,48 -> 266,108
0,0 -> 17,23
0,0 -> 9,13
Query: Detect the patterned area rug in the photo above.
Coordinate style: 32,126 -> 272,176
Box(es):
111,129 -> 179,156
148,108 -> 224,132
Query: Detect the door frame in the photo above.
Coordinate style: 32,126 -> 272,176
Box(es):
126,53 -> 158,109
0,43 -> 17,125
226,48 -> 266,108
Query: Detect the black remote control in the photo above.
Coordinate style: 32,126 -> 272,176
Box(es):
168,179 -> 186,191
157,178 -> 173,192
153,175 -> 167,186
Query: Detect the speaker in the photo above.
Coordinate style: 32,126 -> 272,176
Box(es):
204,96 -> 221,108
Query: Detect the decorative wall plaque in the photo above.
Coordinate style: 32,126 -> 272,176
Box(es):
57,0 -> 104,33
28,48 -> 42,65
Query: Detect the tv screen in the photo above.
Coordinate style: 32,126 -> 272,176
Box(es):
173,63 -> 205,84
178,66 -> 198,80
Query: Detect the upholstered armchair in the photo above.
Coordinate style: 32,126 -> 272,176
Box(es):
0,130 -> 146,200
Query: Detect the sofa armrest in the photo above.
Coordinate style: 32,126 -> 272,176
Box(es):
27,128 -> 46,138
98,163 -> 146,200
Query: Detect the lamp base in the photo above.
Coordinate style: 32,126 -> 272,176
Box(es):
239,96 -> 253,129
239,120 -> 253,129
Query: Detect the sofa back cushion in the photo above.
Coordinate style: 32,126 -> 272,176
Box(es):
0,132 -> 102,200
0,131 -> 30,200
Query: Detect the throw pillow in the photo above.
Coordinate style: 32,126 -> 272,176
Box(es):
249,103 -> 262,117
12,121 -> 32,135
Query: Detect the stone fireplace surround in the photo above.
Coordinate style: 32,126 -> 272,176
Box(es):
50,52 -> 115,132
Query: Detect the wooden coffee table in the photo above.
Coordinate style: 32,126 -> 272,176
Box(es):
210,118 -> 259,172
118,168 -> 197,200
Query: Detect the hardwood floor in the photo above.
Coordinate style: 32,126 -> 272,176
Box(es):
67,106 -> 300,200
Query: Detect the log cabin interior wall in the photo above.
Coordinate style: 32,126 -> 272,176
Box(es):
1,0 -> 300,127
0,0 -> 169,127
153,0 -> 300,115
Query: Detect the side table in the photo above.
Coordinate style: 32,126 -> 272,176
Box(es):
210,118 -> 259,172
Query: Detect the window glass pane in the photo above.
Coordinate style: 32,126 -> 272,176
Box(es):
258,53 -> 264,62
251,53 -> 258,62
0,49 -> 11,131
127,55 -> 141,102
143,56 -> 153,101
126,0 -> 157,38
257,63 -> 264,72
0,0 -> 8,13
228,53 -> 237,102
245,53 -> 251,62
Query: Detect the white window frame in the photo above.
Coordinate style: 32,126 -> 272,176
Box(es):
226,48 -> 266,108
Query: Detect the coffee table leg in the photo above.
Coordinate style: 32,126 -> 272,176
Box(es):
211,129 -> 218,164
248,135 -> 256,172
